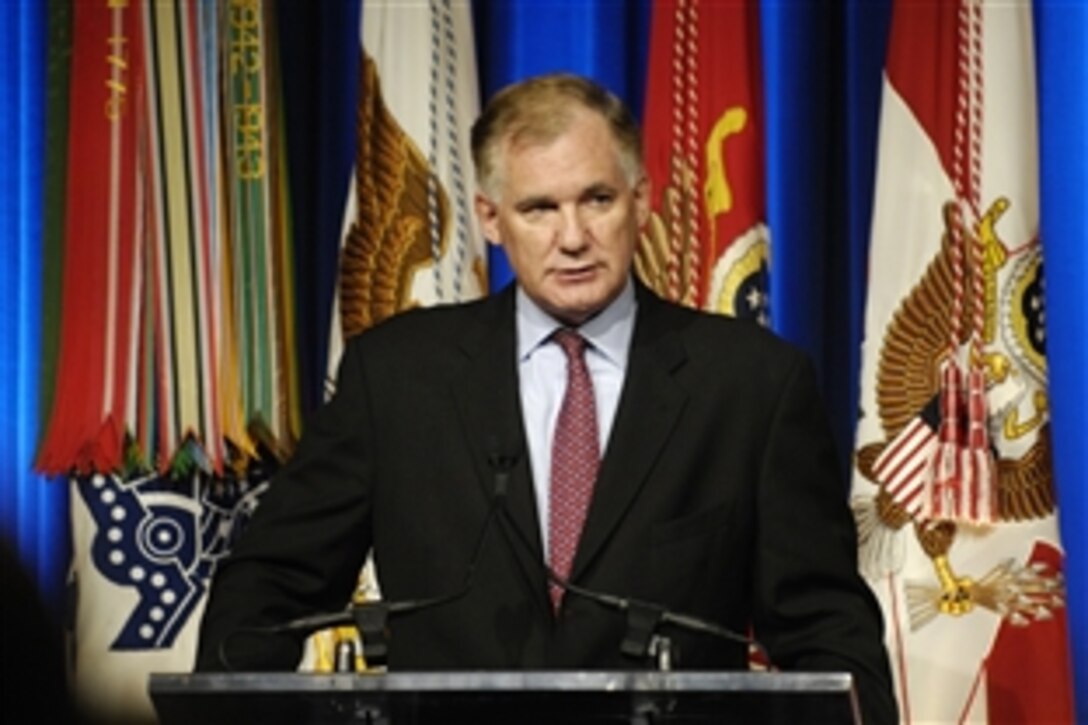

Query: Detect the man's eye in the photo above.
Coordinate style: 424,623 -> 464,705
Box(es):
521,203 -> 556,217
588,193 -> 614,207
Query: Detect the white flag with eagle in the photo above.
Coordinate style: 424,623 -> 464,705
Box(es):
850,1 -> 1075,722
310,0 -> 487,671
330,0 -> 485,355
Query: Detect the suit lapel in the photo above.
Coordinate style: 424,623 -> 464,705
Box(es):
449,288 -> 550,610
571,288 -> 689,580
448,285 -> 690,603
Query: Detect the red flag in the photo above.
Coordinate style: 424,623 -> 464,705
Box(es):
37,0 -> 144,475
638,0 -> 769,321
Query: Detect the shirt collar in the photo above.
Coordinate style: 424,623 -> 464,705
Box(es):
516,277 -> 637,367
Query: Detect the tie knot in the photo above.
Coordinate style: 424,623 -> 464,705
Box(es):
552,328 -> 588,360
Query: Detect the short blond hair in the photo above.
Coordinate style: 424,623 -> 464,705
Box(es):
470,73 -> 643,198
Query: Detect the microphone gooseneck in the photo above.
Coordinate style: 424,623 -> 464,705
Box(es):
220,439 -> 520,671
220,437 -> 765,673
497,490 -> 769,670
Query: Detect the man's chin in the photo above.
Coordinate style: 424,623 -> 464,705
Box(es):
544,295 -> 609,327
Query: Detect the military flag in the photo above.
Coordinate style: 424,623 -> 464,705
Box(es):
331,0 -> 485,353
311,0 -> 487,671
35,0 -> 144,476
44,1 -> 293,719
67,467 -> 269,721
637,0 -> 769,321
851,2 -> 1075,722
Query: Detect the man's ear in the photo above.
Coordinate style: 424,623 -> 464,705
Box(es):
633,174 -> 651,228
475,192 -> 502,246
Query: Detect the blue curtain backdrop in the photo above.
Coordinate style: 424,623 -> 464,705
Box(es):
473,0 -> 654,288
1036,0 -> 1088,714
277,0 -> 361,416
2,1 -> 1084,718
0,0 -> 69,613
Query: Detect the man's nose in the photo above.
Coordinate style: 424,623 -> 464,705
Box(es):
556,205 -> 588,251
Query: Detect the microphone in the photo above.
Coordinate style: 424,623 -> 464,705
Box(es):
499,499 -> 769,671
220,438 -> 519,670
485,434 -> 519,499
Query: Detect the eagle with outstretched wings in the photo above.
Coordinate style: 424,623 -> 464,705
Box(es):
853,199 -> 1062,630
338,54 -> 451,341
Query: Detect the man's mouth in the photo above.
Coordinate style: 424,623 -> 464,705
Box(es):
553,265 -> 598,282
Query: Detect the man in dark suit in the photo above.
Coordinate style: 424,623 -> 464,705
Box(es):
196,74 -> 896,723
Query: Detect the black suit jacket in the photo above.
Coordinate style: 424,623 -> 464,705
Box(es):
196,283 -> 896,723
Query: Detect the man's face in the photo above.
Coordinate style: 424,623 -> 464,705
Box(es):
475,109 -> 649,326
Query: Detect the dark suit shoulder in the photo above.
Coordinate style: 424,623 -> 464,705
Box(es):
637,291 -> 809,377
343,289 -> 510,361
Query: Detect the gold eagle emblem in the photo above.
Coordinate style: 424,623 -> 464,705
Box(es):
854,198 -> 1063,629
338,54 -> 451,340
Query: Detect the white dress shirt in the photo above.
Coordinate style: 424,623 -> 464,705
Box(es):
515,278 -> 636,551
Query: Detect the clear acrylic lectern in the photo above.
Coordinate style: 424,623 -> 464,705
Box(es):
149,670 -> 860,724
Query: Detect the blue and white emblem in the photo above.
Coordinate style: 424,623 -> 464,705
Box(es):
76,470 -> 267,650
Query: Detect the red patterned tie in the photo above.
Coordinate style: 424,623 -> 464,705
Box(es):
548,329 -> 600,612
